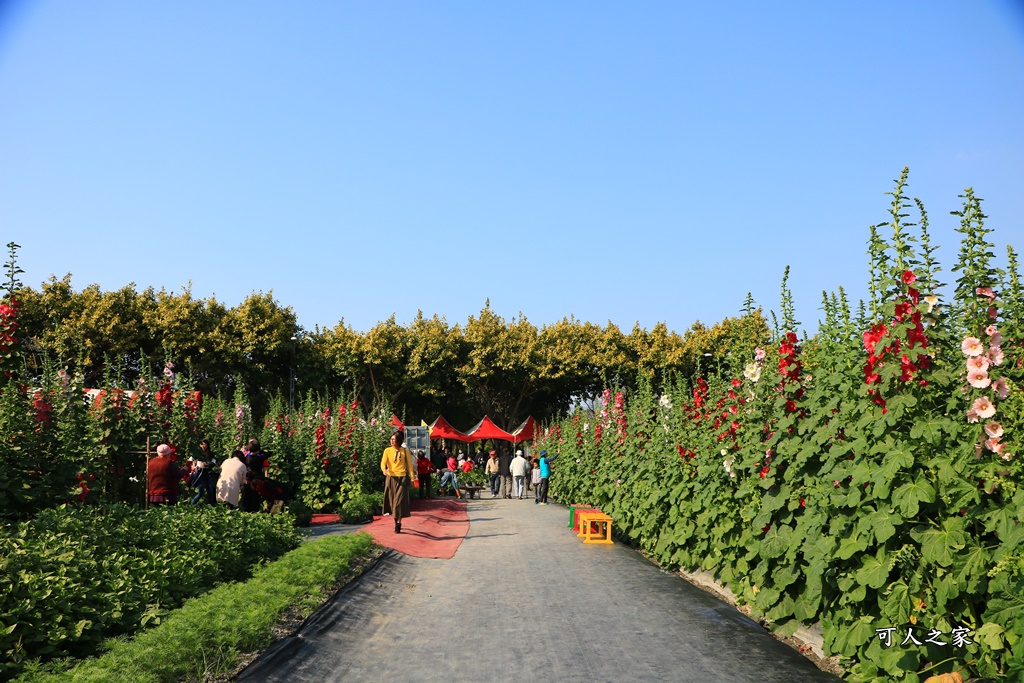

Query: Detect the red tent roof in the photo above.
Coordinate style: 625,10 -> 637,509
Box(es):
428,415 -> 469,442
464,415 -> 515,442
389,414 -> 404,428
511,416 -> 536,444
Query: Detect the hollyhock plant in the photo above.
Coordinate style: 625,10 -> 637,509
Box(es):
743,363 -> 761,383
967,368 -> 992,389
985,437 -> 1004,454
988,346 -> 1004,366
967,355 -> 990,372
961,337 -> 985,357
972,396 -> 996,420
992,377 -> 1010,400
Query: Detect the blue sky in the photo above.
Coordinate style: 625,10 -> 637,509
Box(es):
1,1 -> 1022,336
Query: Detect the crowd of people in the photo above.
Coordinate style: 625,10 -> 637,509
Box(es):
381,430 -> 560,533
146,438 -> 288,512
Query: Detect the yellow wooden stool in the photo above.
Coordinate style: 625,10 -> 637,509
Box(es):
577,511 -> 613,544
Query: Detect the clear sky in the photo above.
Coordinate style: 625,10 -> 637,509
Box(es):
1,1 -> 1022,336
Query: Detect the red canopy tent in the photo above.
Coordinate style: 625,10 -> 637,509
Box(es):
389,414 -> 404,428
510,416 -> 536,444
463,415 -> 515,442
428,414 -> 469,442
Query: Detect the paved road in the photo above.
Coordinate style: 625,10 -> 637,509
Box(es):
239,496 -> 841,683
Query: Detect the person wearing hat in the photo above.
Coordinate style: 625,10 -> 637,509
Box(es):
510,449 -> 529,499
485,449 -> 500,497
536,449 -> 559,504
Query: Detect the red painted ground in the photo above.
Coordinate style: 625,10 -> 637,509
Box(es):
309,499 -> 470,559
310,513 -> 342,524
363,498 -> 469,559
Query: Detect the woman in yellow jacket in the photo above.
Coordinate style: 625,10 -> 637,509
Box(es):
381,430 -> 414,533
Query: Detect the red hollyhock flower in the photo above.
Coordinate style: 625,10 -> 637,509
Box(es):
902,270 -> 917,285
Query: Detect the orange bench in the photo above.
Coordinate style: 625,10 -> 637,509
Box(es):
577,511 -> 614,545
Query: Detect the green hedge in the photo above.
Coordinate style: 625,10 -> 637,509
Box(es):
13,532 -> 375,683
0,504 -> 302,680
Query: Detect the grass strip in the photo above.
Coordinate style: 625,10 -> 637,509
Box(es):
14,532 -> 376,683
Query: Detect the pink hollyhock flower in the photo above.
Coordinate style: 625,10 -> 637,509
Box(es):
967,369 -> 991,389
984,421 -> 1004,438
977,287 -> 996,301
973,396 -> 996,419
1002,453 -> 1013,461
902,270 -> 917,285
961,337 -> 984,357
986,324 -> 999,337
967,355 -> 990,372
992,377 -> 1010,400
988,346 -> 1004,366
990,331 -> 1003,346
985,437 -> 1004,454
966,409 -> 979,424
754,347 -> 765,361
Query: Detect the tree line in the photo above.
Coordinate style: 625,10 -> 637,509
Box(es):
14,275 -> 768,429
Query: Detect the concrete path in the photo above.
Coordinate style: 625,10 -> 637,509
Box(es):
239,496 -> 841,682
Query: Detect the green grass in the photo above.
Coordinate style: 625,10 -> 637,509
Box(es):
13,532 -> 376,683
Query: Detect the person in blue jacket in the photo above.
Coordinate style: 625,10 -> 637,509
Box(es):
535,449 -> 559,504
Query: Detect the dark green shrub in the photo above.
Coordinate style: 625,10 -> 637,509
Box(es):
340,491 -> 382,523
0,504 -> 302,680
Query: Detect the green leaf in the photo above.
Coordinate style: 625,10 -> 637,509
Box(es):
976,622 -> 1005,650
911,517 -> 967,567
760,524 -> 793,559
831,615 -> 876,656
856,549 -> 890,589
892,478 -> 936,517
838,533 -> 868,560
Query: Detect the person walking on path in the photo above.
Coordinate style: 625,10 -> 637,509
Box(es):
381,430 -> 414,533
511,449 -> 529,499
536,449 -> 558,504
498,448 -> 514,498
415,450 -> 434,499
485,450 -> 500,497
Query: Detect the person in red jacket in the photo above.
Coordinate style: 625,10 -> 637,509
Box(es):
147,443 -> 183,507
415,450 -> 435,499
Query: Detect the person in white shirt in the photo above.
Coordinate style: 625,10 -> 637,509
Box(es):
510,450 -> 529,499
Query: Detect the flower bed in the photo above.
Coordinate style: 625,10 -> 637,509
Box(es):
537,176 -> 1024,681
0,504 -> 302,680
